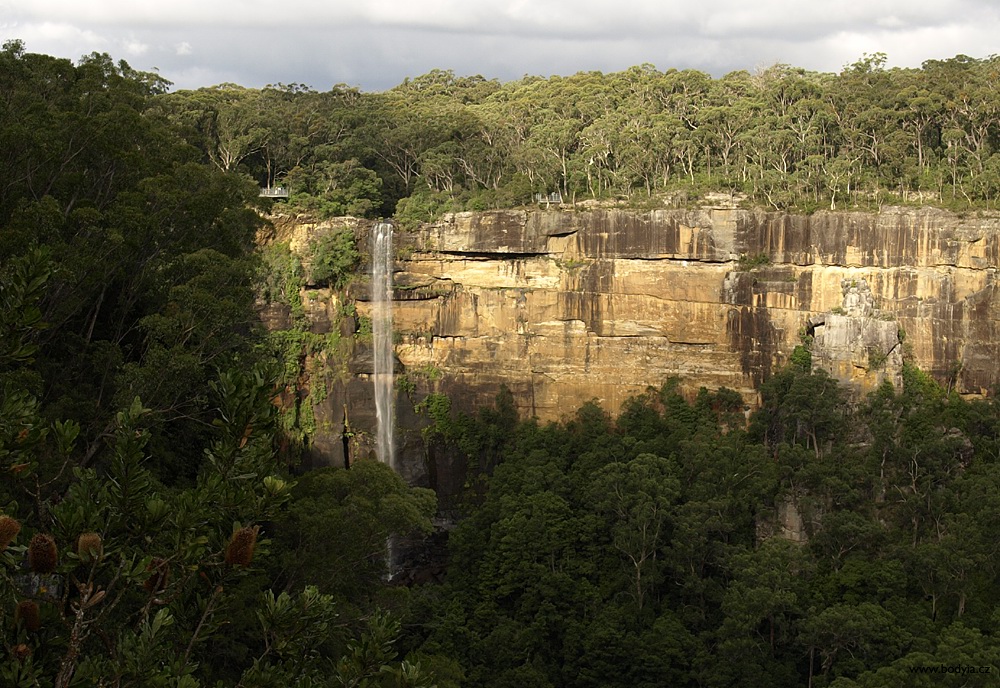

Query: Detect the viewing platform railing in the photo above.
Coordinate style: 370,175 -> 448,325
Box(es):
259,186 -> 289,198
534,191 -> 563,204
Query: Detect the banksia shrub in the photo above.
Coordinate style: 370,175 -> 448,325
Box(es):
27,534 -> 57,574
0,515 -> 21,551
224,526 -> 259,567
14,600 -> 40,632
143,557 -> 170,593
263,475 -> 288,497
76,532 -> 103,563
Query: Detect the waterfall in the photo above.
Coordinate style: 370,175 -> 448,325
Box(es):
371,222 -> 395,470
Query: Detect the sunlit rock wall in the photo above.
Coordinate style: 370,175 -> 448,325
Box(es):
388,207 -> 999,419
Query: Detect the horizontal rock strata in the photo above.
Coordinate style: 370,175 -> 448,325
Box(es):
383,207 -> 999,419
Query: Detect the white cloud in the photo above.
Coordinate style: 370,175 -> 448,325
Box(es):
16,20 -> 108,46
1,20 -> 110,60
875,15 -> 906,29
122,38 -> 148,56
176,41 -> 192,55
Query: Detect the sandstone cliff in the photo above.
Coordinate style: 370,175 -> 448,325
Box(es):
263,207 -> 1000,492
390,207 -> 998,413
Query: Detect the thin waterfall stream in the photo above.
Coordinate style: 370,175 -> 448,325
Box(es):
372,221 -> 395,470
371,221 -> 396,576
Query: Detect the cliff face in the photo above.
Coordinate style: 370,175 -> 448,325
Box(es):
266,207 -> 1000,495
388,207 -> 999,418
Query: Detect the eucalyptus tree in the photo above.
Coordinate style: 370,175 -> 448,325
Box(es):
155,83 -> 271,173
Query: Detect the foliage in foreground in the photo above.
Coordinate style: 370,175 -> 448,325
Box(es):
0,42 -> 439,687
0,212 -> 437,688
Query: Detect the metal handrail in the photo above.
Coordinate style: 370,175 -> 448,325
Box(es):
259,186 -> 289,198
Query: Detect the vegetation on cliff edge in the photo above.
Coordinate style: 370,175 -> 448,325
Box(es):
152,54 -> 1000,219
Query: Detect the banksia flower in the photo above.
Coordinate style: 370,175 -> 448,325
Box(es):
0,515 -> 21,551
224,526 -> 259,567
12,643 -> 31,663
14,600 -> 40,633
76,532 -> 103,563
143,557 -> 170,593
27,534 -> 57,574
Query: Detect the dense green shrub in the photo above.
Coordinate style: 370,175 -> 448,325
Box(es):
307,228 -> 360,288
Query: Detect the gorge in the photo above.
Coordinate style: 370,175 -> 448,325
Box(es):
14,43 -> 1000,684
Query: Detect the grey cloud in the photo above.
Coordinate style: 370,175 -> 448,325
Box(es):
2,0 -> 999,91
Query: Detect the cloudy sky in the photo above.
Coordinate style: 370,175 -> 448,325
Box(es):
1,1 -> 997,92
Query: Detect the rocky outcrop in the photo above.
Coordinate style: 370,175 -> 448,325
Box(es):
808,279 -> 904,391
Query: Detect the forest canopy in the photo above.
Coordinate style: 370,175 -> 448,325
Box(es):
151,53 -> 1000,219
401,367 -> 1000,687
